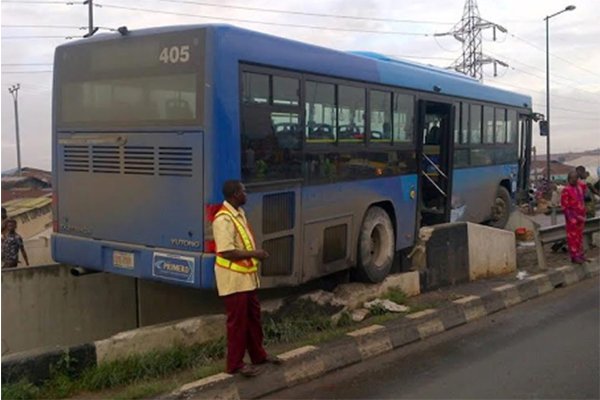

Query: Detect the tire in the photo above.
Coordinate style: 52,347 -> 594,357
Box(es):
490,186 -> 511,229
356,207 -> 395,283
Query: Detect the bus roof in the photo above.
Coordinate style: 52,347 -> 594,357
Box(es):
57,24 -> 532,109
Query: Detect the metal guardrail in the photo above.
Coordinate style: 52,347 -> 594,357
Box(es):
538,216 -> 600,245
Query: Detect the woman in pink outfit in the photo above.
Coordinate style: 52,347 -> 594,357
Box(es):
560,171 -> 587,264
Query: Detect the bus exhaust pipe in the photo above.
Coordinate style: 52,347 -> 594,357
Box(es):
70,267 -> 101,277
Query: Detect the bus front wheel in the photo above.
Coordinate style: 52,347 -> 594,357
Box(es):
356,207 -> 395,283
491,186 -> 511,229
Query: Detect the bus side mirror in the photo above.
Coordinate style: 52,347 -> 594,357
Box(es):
539,121 -> 549,136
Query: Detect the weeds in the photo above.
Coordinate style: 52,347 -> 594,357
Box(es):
383,288 -> 409,305
263,299 -> 334,344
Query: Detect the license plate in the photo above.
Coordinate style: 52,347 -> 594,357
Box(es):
113,251 -> 134,269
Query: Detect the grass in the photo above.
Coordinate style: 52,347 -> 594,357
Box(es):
2,292 -> 442,400
382,287 -> 409,305
2,339 -> 226,400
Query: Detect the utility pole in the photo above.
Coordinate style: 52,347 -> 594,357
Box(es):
544,5 -> 576,181
434,0 -> 508,81
83,0 -> 99,38
8,84 -> 22,176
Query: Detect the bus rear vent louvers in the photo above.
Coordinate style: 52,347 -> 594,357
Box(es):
62,145 -> 193,177
92,146 -> 120,173
158,146 -> 193,177
63,145 -> 90,172
124,146 -> 155,176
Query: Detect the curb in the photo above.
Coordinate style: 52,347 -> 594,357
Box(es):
166,262 -> 599,400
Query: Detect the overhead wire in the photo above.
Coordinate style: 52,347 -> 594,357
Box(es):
150,0 -> 453,25
509,32 -> 600,78
96,3 -> 432,36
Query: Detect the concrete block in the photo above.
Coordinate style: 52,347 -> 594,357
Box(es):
492,284 -> 522,308
406,309 -> 438,320
467,223 -> 516,280
416,319 -> 445,339
169,373 -> 238,400
556,266 -> 579,285
527,274 -> 554,295
453,295 -> 486,322
572,264 -> 587,280
384,319 -> 421,348
547,270 -> 566,287
1,265 -> 137,356
95,314 -> 225,364
237,365 -> 287,399
481,291 -> 506,314
347,325 -> 393,359
516,279 -> 539,301
319,337 -> 363,372
277,346 -> 325,387
584,260 -> 600,276
438,304 -> 467,330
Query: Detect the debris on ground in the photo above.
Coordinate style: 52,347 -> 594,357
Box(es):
364,299 -> 410,313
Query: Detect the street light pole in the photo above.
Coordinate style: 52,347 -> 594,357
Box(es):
544,5 -> 576,181
8,84 -> 22,176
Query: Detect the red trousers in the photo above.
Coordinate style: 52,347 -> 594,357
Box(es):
223,290 -> 267,373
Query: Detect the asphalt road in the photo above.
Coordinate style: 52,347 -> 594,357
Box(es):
265,276 -> 600,399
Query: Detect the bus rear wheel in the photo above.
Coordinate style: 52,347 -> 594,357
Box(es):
356,207 -> 395,283
490,186 -> 511,229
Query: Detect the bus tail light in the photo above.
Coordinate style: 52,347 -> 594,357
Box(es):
204,204 -> 221,254
204,240 -> 216,253
205,203 -> 221,222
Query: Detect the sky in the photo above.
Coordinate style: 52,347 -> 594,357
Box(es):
1,0 -> 599,171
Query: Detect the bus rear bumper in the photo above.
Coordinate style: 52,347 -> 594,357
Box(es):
51,233 -> 217,289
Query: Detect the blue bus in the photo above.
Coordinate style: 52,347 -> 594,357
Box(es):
51,24 -> 533,288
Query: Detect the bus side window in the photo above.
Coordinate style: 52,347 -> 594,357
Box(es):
305,81 -> 336,143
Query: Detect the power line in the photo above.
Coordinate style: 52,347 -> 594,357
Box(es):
1,63 -> 52,66
2,70 -> 53,74
488,79 -> 600,106
387,54 -> 455,61
1,24 -> 83,29
509,32 -> 600,78
2,0 -> 73,3
152,0 -> 453,25
533,103 -> 599,114
486,51 -> 590,87
2,36 -> 75,39
97,3 -> 432,36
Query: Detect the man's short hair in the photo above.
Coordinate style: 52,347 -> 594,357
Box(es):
222,180 -> 242,199
576,165 -> 585,173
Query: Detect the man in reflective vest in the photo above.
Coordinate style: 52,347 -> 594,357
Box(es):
213,180 -> 281,377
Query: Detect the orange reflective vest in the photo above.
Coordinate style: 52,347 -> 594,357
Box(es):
214,206 -> 259,274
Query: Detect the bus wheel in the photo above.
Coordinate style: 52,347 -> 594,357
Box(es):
491,186 -> 511,229
356,207 -> 395,283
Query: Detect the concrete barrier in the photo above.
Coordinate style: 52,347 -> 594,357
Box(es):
419,222 -> 516,289
1,265 -> 137,356
466,223 -> 516,280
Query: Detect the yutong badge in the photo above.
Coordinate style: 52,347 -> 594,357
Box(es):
152,252 -> 195,284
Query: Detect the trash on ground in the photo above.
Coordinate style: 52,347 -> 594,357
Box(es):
364,299 -> 410,313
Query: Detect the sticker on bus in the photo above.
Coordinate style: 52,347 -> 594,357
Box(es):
113,251 -> 135,270
152,252 -> 195,284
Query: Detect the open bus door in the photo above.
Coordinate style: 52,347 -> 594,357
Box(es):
417,100 -> 455,226
517,114 -> 533,203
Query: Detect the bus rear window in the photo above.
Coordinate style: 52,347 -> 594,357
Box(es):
61,74 -> 197,124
